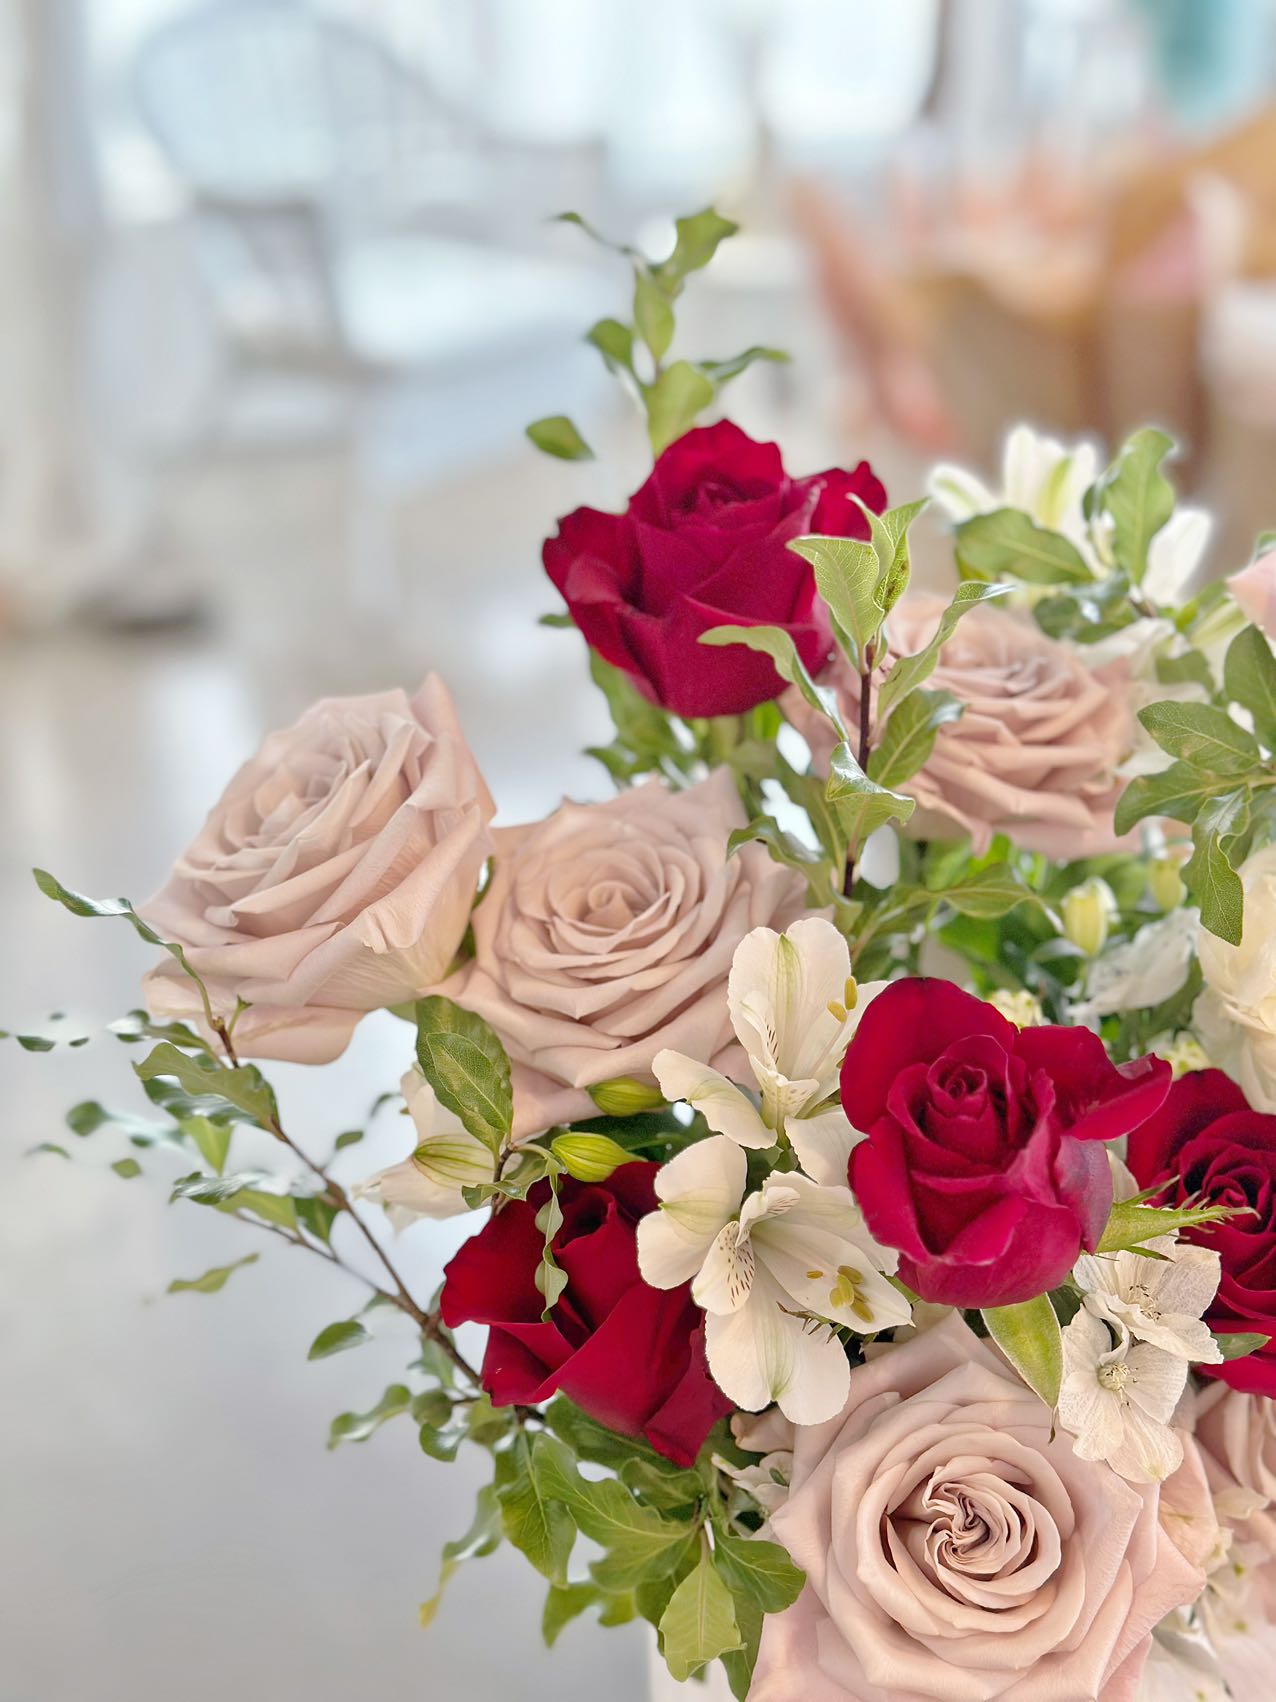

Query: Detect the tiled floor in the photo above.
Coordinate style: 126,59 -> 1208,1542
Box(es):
0,397 -> 927,1701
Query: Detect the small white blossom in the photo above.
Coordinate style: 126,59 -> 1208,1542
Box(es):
351,1068 -> 492,1228
636,1134 -> 909,1424
1058,1308 -> 1187,1482
1074,1236 -> 1223,1364
1071,909 -> 1199,1024
987,987 -> 1044,1027
654,917 -> 883,1186
929,424 -> 1099,561
1150,1030 -> 1212,1080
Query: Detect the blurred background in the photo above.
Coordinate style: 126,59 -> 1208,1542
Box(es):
5,2 -> 1276,1698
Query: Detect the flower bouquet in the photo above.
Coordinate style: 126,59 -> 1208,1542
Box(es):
18,209 -> 1276,1702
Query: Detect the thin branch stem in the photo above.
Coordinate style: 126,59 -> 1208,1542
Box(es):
210,1016 -> 481,1386
843,643 -> 877,897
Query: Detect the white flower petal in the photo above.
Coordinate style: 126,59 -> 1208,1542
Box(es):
636,1134 -> 745,1289
1144,507 -> 1212,605
652,1050 -> 771,1148
928,461 -> 995,521
704,1270 -> 851,1423
728,918 -> 855,1094
786,1105 -> 860,1187
693,1220 -> 756,1314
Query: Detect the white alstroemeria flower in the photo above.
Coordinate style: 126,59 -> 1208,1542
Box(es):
1144,507 -> 1212,606
636,1135 -> 909,1424
1071,908 -> 1199,1024
351,1068 -> 492,1228
653,917 -> 882,1186
1137,1615 -> 1229,1702
929,423 -> 1099,557
1074,1236 -> 1223,1364
1058,1308 -> 1187,1482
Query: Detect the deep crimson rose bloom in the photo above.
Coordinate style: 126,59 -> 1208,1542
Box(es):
1127,1070 -> 1276,1397
543,420 -> 886,717
841,980 -> 1171,1307
439,1162 -> 728,1464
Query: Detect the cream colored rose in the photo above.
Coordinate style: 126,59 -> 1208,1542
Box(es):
789,592 -> 1135,857
1195,1384 -> 1276,1583
1194,844 -> 1276,1113
751,1313 -> 1205,1702
437,769 -> 806,1138
142,675 -> 493,1063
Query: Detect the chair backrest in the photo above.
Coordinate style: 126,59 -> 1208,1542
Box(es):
132,0 -> 449,206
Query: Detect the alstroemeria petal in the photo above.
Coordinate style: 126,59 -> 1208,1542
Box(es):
787,1105 -> 862,1187
704,1271 -> 851,1423
729,917 -> 855,1091
636,1134 -> 745,1289
652,1049 -> 772,1148
693,1220 -> 756,1314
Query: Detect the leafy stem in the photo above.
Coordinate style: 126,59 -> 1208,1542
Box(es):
844,640 -> 878,895
210,1015 -> 480,1386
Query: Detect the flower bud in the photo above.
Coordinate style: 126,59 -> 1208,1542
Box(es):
412,1137 -> 495,1192
987,988 -> 1044,1028
1148,856 -> 1187,912
551,1133 -> 636,1183
587,1076 -> 667,1117
1061,878 -> 1117,957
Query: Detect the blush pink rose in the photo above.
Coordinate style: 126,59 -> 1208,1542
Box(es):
1229,551 -> 1276,640
751,1313 -> 1204,1702
788,592 -> 1135,857
141,675 -> 494,1062
436,768 -> 806,1137
1194,1382 -> 1276,1620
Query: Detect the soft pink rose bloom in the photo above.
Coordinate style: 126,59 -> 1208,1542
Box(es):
141,675 -> 494,1063
1158,1433 -> 1223,1576
1229,551 -> 1276,640
787,593 -> 1135,857
1194,1382 -> 1276,1619
751,1313 -> 1204,1702
436,769 -> 806,1138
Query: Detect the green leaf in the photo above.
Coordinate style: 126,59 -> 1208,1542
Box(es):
712,1530 -> 805,1616
26,1141 -> 71,1159
585,317 -> 636,376
328,1383 -> 413,1447
1224,624 -> 1276,747
525,415 -> 594,461
877,582 -> 1014,717
419,1483 -> 503,1627
32,869 -> 219,1029
185,1115 -> 232,1174
133,1042 -> 278,1128
697,346 -> 788,386
826,740 -> 915,848
654,207 -> 739,289
955,508 -> 1094,586
788,533 -> 883,666
1114,761 -> 1240,835
859,497 -> 928,617
534,1175 -> 568,1320
869,688 -> 964,789
658,1548 -> 743,1683
111,1157 -> 143,1179
644,360 -> 715,455
1136,702 -> 1262,775
1155,649 -> 1215,692
930,863 -> 1035,919
495,1432 -> 576,1587
633,268 -> 675,362
534,1435 -> 695,1591
167,1252 -> 259,1295
982,1297 -> 1063,1407
414,996 -> 512,1155
542,1582 -> 601,1647
1184,790 -> 1249,946
1098,1198 -> 1239,1255
1214,1331 -> 1271,1361
700,623 -> 846,739
725,817 -> 856,930
1097,427 -> 1176,585
307,1319 -> 369,1360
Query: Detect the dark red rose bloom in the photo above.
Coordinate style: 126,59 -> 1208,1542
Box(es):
543,419 -> 886,717
439,1162 -> 728,1464
841,980 -> 1171,1307
1127,1070 -> 1276,1396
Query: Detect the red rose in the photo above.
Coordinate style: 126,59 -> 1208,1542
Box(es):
1127,1070 -> 1276,1396
439,1163 -> 728,1464
841,980 -> 1171,1307
543,419 -> 886,717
